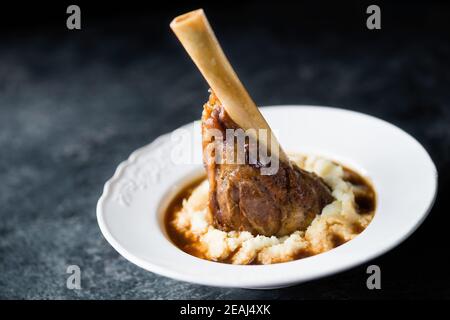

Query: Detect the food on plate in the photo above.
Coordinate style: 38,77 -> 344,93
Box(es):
202,92 -> 333,237
166,9 -> 376,264
165,154 -> 375,264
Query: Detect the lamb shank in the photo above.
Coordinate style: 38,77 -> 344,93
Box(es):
171,9 -> 333,237
202,92 -> 332,236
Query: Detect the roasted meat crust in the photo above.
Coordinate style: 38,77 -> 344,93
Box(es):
202,92 -> 333,236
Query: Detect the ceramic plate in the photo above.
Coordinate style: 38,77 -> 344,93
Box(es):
97,106 -> 437,289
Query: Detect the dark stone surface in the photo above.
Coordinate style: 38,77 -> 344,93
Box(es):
0,2 -> 449,299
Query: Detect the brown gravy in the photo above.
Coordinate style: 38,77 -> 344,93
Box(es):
341,166 -> 377,215
164,176 -> 208,260
164,165 -> 376,264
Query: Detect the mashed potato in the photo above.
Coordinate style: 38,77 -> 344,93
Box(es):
169,154 -> 375,265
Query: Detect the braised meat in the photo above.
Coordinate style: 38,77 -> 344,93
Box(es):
202,92 -> 333,237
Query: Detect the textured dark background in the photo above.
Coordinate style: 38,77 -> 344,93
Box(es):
0,0 -> 449,299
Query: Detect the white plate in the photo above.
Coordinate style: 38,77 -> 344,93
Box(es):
97,106 -> 437,289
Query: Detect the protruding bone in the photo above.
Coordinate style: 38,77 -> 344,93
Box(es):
170,9 -> 288,164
